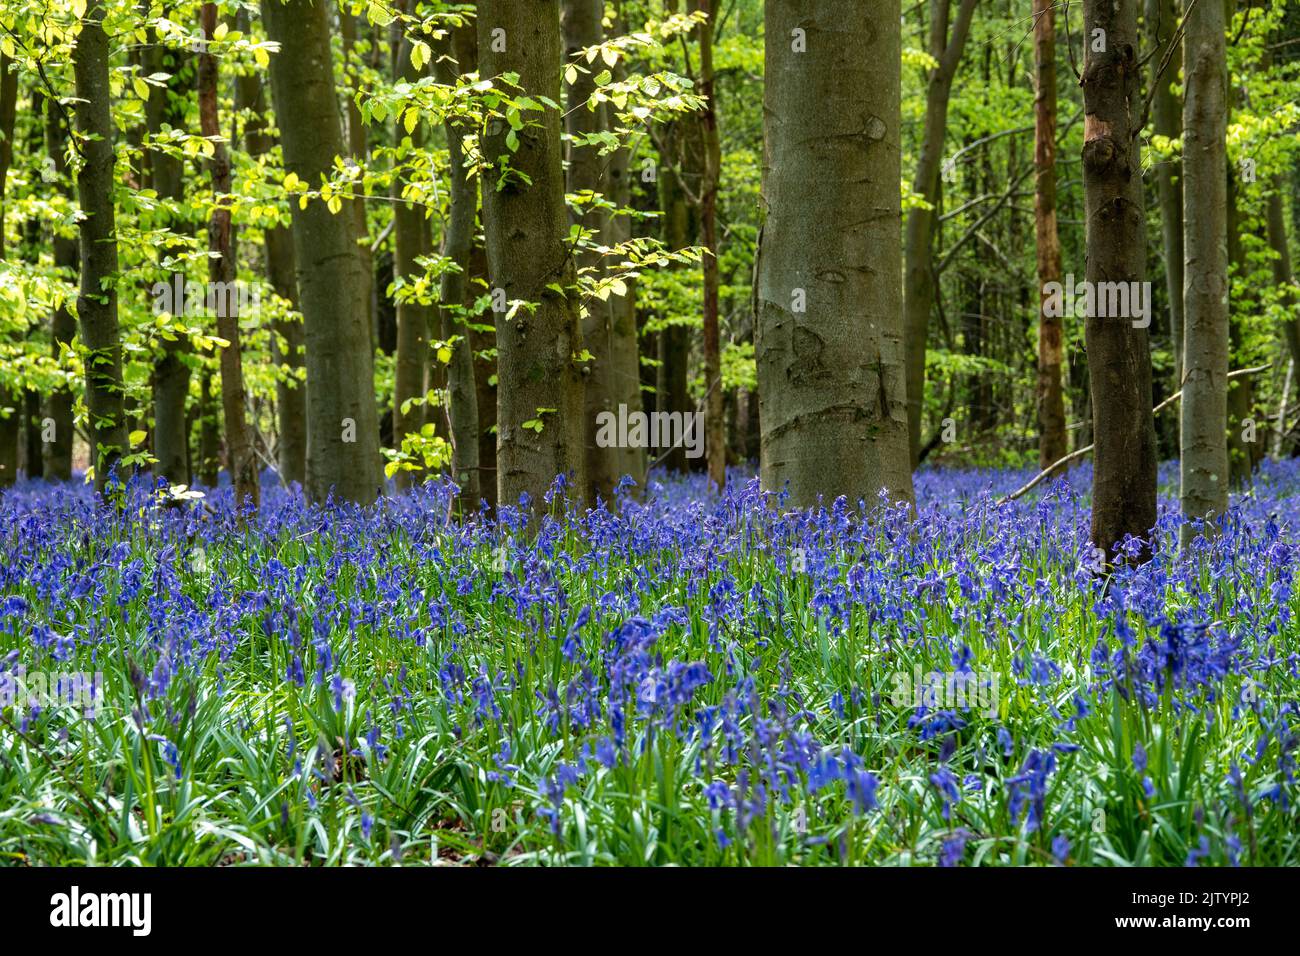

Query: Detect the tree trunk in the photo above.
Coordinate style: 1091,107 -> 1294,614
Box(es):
655,117 -> 694,475
478,0 -> 587,509
0,53 -> 19,487
756,0 -> 914,509
694,0 -> 725,492
42,99 -> 77,481
145,39 -> 192,485
391,29 -> 430,493
199,2 -> 258,509
903,0 -> 979,467
235,35 -> 306,489
1268,182 -> 1300,367
1179,0 -> 1229,544
1148,0 -> 1185,389
1080,0 -> 1157,560
436,23 -> 481,505
1033,0 -> 1067,471
72,2 -> 131,494
263,0 -> 382,504
339,6 -> 376,355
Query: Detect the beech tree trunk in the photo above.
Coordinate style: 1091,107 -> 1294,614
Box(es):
42,103 -> 77,481
391,28 -> 430,493
565,0 -> 642,500
756,0 -> 914,509
199,3 -> 258,509
1148,0 -> 1185,388
235,39 -> 306,489
1081,0 -> 1157,560
1033,0 -> 1067,471
72,2 -> 131,494
478,0 -> 587,509
0,53 -> 19,487
694,0 -> 725,492
1179,0 -> 1229,543
436,23 -> 481,504
902,0 -> 979,467
263,0 -> 382,504
145,39 -> 191,485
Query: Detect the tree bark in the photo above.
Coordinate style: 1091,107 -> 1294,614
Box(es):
199,3 -> 258,509
263,0 -> 382,504
235,34 -> 306,489
1179,0 -> 1229,543
339,6 -> 376,356
478,0 -> 587,509
391,29 -> 430,493
1147,0 -> 1185,388
0,52 -> 19,487
41,97 -> 77,482
1033,0 -> 1067,471
756,0 -> 914,509
145,39 -> 192,485
72,2 -> 131,494
902,0 -> 979,468
1080,0 -> 1157,560
694,0 -> 725,492
436,23 -> 481,504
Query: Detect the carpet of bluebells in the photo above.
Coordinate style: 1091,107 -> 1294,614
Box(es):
1,460 -> 1298,867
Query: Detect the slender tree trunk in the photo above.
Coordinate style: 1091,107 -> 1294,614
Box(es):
436,23 -> 481,504
235,36 -> 306,489
903,0 -> 979,467
1226,169 -> 1253,486
1148,0 -> 1185,389
756,0 -> 914,509
72,2 -> 130,494
197,370 -> 220,486
391,29 -> 430,493
1268,182 -> 1300,367
1179,0 -> 1229,543
43,96 -> 77,481
655,124 -> 693,475
0,53 -> 19,487
694,0 -> 725,492
263,0 -> 382,504
145,40 -> 192,485
604,71 -> 646,494
478,0 -> 586,509
1081,0 -> 1157,560
199,3 -> 258,509
1033,0 -> 1067,471
339,6 -> 376,355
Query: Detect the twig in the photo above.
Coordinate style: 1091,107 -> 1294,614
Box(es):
997,363 -> 1272,505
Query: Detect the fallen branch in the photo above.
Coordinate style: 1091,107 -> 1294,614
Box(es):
996,363 -> 1272,505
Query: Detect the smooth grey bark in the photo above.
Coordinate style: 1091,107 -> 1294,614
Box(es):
1179,0 -> 1229,543
263,0 -> 382,504
1034,0 -> 1067,471
1147,0 -> 1185,388
200,3 -> 258,509
339,6 -> 376,356
144,40 -> 191,485
756,0 -> 914,509
436,23 -> 481,504
42,104 -> 77,482
0,53 -> 19,487
235,41 -> 306,488
391,30 -> 430,493
1081,0 -> 1157,560
72,2 -> 131,494
902,0 -> 979,468
564,0 -> 643,499
478,0 -> 587,509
